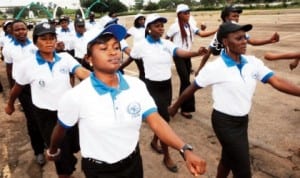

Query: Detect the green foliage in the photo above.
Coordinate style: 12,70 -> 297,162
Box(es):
144,2 -> 159,11
135,0 -> 144,10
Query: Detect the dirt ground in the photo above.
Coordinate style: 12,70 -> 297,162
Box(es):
0,8 -> 299,178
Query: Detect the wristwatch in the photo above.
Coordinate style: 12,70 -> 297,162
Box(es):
179,144 -> 193,160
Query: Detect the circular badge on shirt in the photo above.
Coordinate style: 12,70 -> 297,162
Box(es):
127,102 -> 141,118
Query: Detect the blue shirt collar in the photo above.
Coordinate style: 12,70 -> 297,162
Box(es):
35,51 -> 61,65
90,71 -> 129,100
221,50 -> 248,68
61,28 -> 70,32
76,32 -> 83,38
13,38 -> 31,47
146,35 -> 162,44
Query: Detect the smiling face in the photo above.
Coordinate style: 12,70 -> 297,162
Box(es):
87,34 -> 122,74
225,12 -> 240,23
223,30 -> 248,56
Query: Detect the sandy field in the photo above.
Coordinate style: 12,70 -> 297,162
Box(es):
0,8 -> 299,178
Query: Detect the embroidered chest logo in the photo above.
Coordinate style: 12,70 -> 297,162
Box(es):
59,68 -> 69,74
127,102 -> 141,118
38,79 -> 45,87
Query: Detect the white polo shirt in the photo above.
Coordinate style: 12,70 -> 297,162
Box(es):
166,21 -> 199,50
130,35 -> 178,81
56,27 -> 76,51
127,26 -> 145,44
74,32 -> 86,59
2,38 -> 37,79
15,51 -> 81,111
57,72 -> 157,163
0,34 -> 13,48
195,50 -> 274,116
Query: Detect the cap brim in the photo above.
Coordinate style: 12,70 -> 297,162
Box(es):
238,24 -> 252,32
36,31 -> 56,36
86,24 -> 126,44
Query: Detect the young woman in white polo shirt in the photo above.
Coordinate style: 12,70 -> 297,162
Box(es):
5,22 -> 90,178
130,14 -> 208,173
166,4 -> 217,119
47,24 -> 207,178
169,22 -> 300,178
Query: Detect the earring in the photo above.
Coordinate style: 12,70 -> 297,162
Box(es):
148,30 -> 151,33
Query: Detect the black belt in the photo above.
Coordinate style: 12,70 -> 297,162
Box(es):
83,145 -> 139,166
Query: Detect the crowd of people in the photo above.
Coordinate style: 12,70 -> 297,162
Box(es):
0,3 -> 299,178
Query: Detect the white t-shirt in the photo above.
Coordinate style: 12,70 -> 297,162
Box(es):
56,27 -> 76,51
127,27 -> 145,45
130,36 -> 177,81
57,73 -> 157,163
195,50 -> 274,116
166,21 -> 199,50
15,51 -> 81,111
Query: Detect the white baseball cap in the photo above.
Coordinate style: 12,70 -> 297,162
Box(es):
145,13 -> 167,28
134,13 -> 145,21
176,4 -> 190,13
84,24 -> 127,44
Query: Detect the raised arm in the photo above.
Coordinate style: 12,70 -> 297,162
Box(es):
176,46 -> 208,58
264,51 -> 300,61
146,112 -> 206,176
196,28 -> 218,37
267,75 -> 300,97
248,32 -> 279,46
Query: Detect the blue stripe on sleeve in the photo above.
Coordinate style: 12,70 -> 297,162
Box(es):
142,107 -> 157,120
71,64 -> 81,74
261,72 -> 274,83
58,119 -> 72,129
173,47 -> 178,57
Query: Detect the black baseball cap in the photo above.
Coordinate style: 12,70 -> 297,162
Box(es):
33,22 -> 56,36
217,22 -> 252,43
75,18 -> 85,26
221,5 -> 243,22
59,15 -> 70,23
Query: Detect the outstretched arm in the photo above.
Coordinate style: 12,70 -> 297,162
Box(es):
196,28 -> 218,37
267,75 -> 300,97
169,83 -> 200,117
248,32 -> 279,46
195,49 -> 212,76
176,46 -> 208,58
264,51 -> 300,61
146,112 -> 206,176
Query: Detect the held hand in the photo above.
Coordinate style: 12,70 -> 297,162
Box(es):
289,59 -> 299,70
200,22 -> 206,31
185,151 -> 206,176
168,105 -> 178,117
269,32 -> 280,43
198,47 -> 208,56
5,104 -> 15,115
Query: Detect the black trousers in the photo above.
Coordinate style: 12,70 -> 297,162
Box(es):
145,79 -> 172,122
82,145 -> 143,178
18,84 -> 45,155
134,59 -> 145,82
212,109 -> 251,178
173,56 -> 195,113
33,106 -> 79,175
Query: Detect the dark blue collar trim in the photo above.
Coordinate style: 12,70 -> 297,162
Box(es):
90,72 -> 129,99
13,38 -> 31,47
146,35 -> 162,44
35,51 -> 61,65
221,50 -> 248,68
